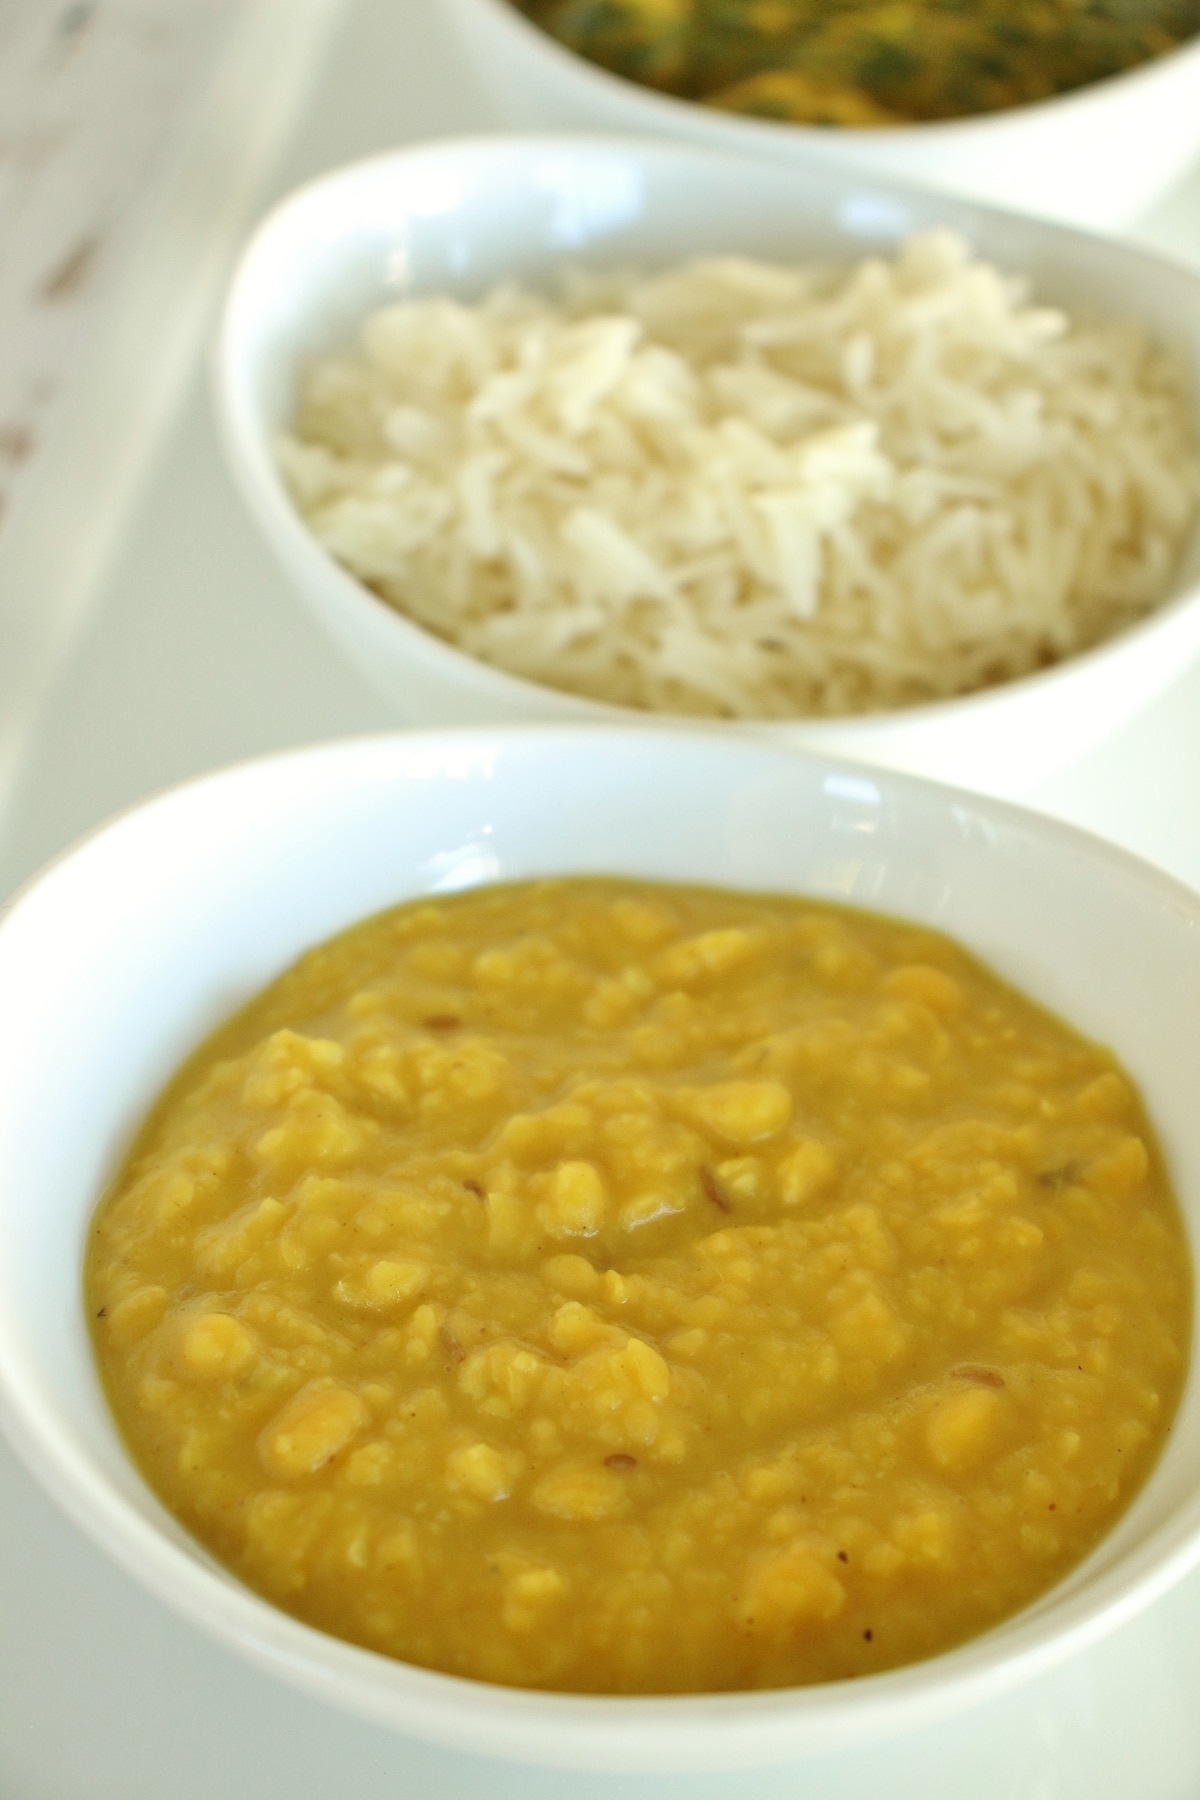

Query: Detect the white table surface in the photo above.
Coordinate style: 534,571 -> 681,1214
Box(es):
0,0 -> 236,534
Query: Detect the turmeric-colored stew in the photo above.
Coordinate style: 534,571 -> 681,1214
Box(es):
89,878 -> 1188,1692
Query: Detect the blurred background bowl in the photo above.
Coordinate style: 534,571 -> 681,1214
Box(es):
216,135 -> 1200,801
3,726 -> 1200,1767
443,0 -> 1200,230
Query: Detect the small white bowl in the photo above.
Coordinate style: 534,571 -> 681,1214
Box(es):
443,0 -> 1200,230
216,135 -> 1200,801
1,725 -> 1200,1770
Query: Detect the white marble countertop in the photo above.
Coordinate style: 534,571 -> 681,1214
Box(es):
0,0 -> 237,534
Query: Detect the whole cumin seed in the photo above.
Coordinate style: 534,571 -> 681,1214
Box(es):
700,1166 -> 731,1213
1038,1160 -> 1083,1189
952,1365 -> 1006,1388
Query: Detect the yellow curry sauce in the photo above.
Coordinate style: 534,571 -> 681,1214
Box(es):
88,878 -> 1189,1693
513,0 -> 1200,126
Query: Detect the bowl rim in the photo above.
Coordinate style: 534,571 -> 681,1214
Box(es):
445,0 -> 1200,143
2,722 -> 1200,1769
214,130 -> 1200,753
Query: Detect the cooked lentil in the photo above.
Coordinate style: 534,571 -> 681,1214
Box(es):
88,877 -> 1189,1692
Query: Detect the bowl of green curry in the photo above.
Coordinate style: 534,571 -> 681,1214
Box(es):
444,0 -> 1200,226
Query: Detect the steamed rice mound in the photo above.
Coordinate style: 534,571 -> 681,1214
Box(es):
278,232 -> 1200,719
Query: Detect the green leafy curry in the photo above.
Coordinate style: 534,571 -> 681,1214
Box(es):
512,0 -> 1200,124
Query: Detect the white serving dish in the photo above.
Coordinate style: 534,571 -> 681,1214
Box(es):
444,0 -> 1200,230
216,132 -> 1200,803
2,726 -> 1200,1774
5,0 -> 1200,1794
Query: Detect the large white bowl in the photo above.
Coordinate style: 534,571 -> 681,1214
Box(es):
1,725 -> 1200,1771
216,134 -> 1200,802
443,0 -> 1200,229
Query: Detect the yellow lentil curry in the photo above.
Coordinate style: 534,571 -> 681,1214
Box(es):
88,878 -> 1189,1694
512,0 -> 1200,126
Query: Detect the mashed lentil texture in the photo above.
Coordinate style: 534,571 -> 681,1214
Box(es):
88,878 -> 1189,1693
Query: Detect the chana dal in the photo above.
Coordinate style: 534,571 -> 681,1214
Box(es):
88,878 -> 1189,1693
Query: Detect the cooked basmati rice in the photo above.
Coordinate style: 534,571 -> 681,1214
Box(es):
277,231 -> 1200,718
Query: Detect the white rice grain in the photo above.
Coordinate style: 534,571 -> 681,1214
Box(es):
278,231 -> 1200,719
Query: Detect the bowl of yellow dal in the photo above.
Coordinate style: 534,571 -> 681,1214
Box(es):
0,725 -> 1198,1770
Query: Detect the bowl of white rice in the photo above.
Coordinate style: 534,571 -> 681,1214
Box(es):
216,135 -> 1200,799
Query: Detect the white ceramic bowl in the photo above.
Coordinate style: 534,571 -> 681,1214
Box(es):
1,725 -> 1200,1771
216,134 -> 1200,802
443,0 -> 1200,229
